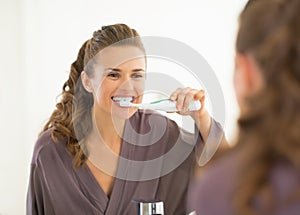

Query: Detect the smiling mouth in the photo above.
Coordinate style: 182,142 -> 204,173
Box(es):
111,96 -> 136,104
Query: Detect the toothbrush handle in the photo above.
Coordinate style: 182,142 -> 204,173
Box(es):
146,100 -> 201,112
187,100 -> 201,111
167,100 -> 201,112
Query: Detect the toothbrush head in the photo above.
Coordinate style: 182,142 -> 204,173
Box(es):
119,97 -> 133,107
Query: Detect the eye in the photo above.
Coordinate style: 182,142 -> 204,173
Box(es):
107,72 -> 120,79
132,73 -> 144,79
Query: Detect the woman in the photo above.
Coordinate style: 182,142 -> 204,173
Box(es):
26,24 -> 224,214
188,0 -> 300,214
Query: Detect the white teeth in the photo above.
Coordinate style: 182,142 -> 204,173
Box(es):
112,97 -> 133,103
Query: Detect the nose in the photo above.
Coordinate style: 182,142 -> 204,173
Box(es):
119,75 -> 134,91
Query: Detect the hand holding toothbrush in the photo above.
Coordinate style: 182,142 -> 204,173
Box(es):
169,87 -> 206,117
118,87 -> 211,142
119,87 -> 206,116
170,87 -> 211,141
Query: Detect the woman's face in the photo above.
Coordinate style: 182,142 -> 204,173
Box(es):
89,46 -> 146,119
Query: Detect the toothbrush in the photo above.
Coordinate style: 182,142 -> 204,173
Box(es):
119,98 -> 201,112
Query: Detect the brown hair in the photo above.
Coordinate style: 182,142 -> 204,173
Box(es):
41,24 -> 145,167
234,0 -> 300,214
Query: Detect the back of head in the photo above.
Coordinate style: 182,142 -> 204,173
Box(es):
237,0 -> 300,88
42,23 -> 145,167
234,0 -> 300,214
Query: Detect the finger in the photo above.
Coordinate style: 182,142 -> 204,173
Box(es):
170,88 -> 182,101
193,89 -> 205,100
182,91 -> 195,111
176,91 -> 186,111
194,89 -> 206,109
176,87 -> 193,111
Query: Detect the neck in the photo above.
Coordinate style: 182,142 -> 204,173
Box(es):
91,107 -> 126,151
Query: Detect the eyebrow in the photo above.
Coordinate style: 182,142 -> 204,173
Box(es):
104,68 -> 145,72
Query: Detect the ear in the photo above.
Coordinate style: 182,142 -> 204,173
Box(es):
81,71 -> 93,93
234,53 -> 263,94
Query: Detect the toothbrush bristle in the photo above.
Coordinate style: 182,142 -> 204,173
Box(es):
119,97 -> 132,107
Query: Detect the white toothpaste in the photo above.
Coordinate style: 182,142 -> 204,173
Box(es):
119,98 -> 201,112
